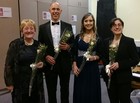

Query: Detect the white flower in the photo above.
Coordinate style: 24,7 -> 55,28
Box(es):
105,64 -> 111,76
90,41 -> 94,46
65,33 -> 70,37
83,51 -> 91,61
111,44 -> 117,48
54,46 -> 59,53
30,63 -> 36,70
37,49 -> 41,54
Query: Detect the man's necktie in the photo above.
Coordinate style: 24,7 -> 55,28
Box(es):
52,22 -> 59,25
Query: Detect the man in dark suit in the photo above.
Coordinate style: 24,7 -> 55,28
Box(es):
38,1 -> 74,103
102,18 -> 139,103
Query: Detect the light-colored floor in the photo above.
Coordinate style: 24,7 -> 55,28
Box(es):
0,74 -> 110,103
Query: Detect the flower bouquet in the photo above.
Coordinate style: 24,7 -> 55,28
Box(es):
105,44 -> 118,88
50,29 -> 73,70
79,38 -> 96,72
29,44 -> 47,96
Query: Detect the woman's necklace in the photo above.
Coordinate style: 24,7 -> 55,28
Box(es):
83,33 -> 96,43
24,39 -> 34,46
87,34 -> 92,38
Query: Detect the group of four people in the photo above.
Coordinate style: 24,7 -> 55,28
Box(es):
4,1 -> 139,103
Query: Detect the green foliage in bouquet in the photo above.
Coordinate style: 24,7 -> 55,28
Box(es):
87,38 -> 97,55
60,29 -> 73,43
80,38 -> 97,72
51,29 -> 73,70
109,44 -> 118,64
35,44 -> 47,63
107,44 -> 118,89
29,44 -> 47,96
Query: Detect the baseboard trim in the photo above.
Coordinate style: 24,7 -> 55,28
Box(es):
0,88 -> 10,96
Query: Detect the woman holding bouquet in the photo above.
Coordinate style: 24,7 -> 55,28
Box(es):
4,19 -> 45,103
72,13 -> 103,103
102,18 -> 139,103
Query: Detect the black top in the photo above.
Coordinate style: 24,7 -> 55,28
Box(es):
4,38 -> 45,103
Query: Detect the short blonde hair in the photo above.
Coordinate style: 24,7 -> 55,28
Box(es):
20,19 -> 36,32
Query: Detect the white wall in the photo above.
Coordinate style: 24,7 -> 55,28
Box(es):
116,0 -> 140,41
88,0 -> 97,21
89,0 -> 140,46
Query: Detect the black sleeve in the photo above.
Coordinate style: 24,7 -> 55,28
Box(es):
71,34 -> 79,62
118,38 -> 140,69
4,39 -> 19,86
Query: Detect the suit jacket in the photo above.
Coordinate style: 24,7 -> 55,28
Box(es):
102,34 -> 139,84
38,20 -> 74,73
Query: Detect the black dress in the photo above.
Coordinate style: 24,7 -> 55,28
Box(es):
73,35 -> 102,103
4,38 -> 45,103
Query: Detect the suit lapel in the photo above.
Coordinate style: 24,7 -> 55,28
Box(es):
115,34 -> 124,58
46,21 -> 53,44
60,21 -> 66,37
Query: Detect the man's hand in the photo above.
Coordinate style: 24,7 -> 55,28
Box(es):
46,55 -> 55,65
36,62 -> 44,69
59,42 -> 70,50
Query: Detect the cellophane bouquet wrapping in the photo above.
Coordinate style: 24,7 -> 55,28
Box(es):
51,29 -> 73,70
79,38 -> 96,72
29,44 -> 47,96
106,44 -> 118,88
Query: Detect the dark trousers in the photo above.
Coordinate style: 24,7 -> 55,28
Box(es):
45,70 -> 70,103
108,81 -> 131,103
12,89 -> 40,103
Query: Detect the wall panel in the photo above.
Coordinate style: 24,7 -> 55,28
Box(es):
0,0 -> 19,89
37,1 -> 68,25
68,6 -> 88,35
19,0 -> 38,39
0,0 -> 88,89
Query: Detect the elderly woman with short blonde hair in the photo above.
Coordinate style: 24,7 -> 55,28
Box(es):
4,19 -> 45,103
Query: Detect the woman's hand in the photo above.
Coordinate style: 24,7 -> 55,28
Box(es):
36,61 -> 43,68
6,85 -> 14,92
89,55 -> 99,61
72,62 -> 80,76
110,62 -> 119,71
